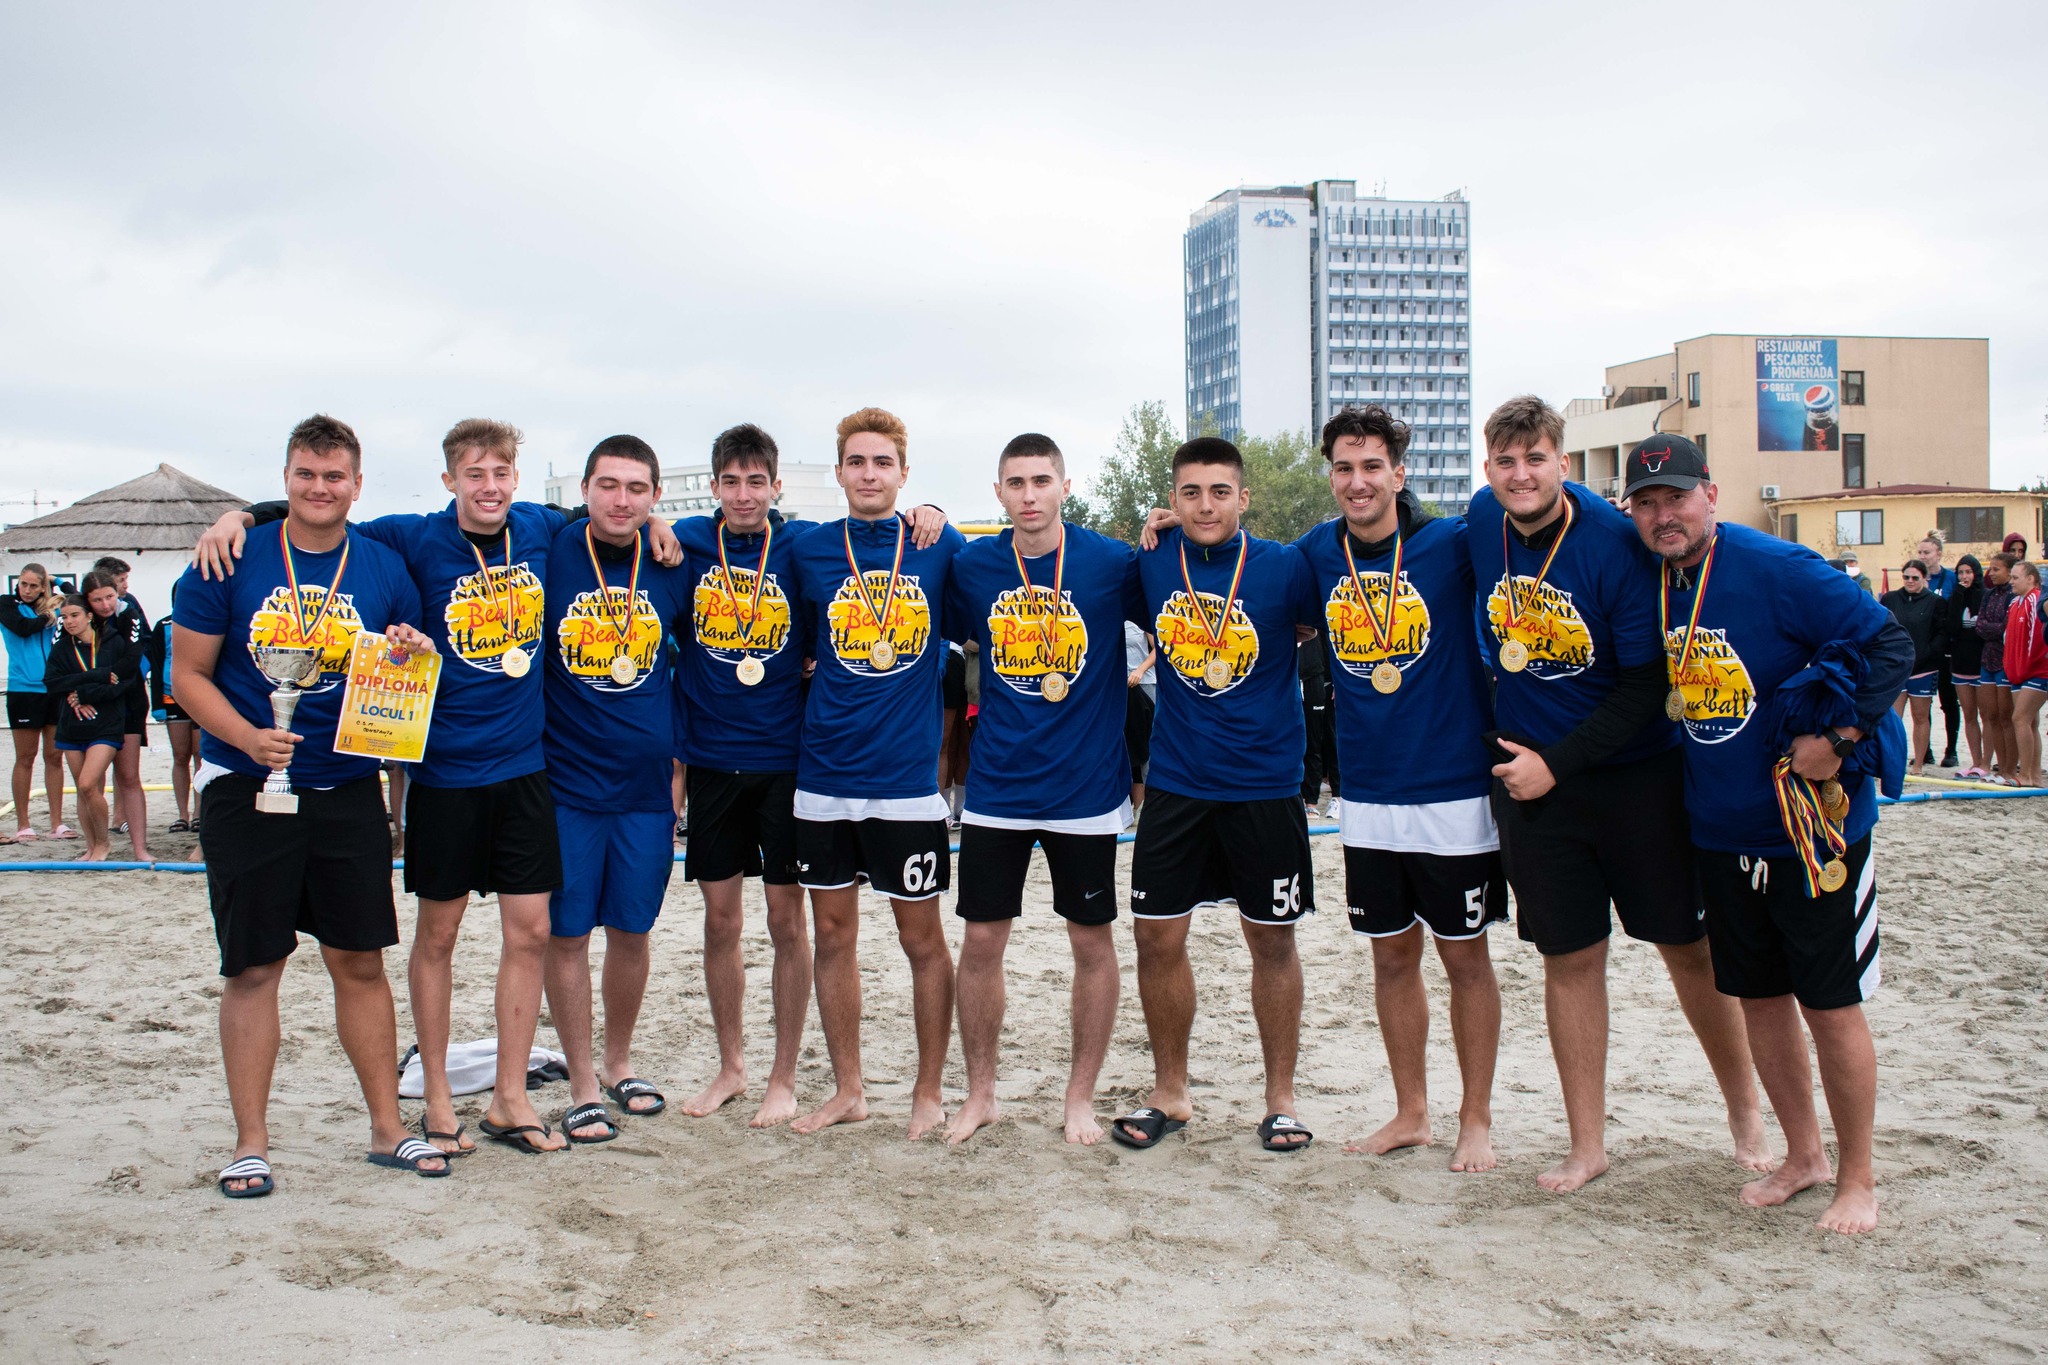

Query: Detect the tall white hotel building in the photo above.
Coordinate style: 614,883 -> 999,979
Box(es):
1184,181 -> 1473,513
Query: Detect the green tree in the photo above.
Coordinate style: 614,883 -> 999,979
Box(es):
1071,400 -> 1180,541
1239,429 -> 1333,544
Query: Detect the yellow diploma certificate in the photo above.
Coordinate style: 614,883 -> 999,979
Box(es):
333,631 -> 441,762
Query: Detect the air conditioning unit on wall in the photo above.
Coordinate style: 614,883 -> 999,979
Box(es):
1760,485 -> 1782,501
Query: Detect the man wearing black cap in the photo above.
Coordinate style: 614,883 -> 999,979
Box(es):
1625,433 -> 1910,1235
1469,402 -> 1768,1194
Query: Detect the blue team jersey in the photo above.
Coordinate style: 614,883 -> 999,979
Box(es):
1138,528 -> 1316,803
1296,513 -> 1495,806
542,519 -> 691,813
4,600 -> 57,693
791,513 -> 968,800
945,524 -> 1147,821
175,525 -> 423,789
673,510 -> 816,772
1663,522 -> 1897,855
1465,483 -> 1678,766
352,501 -> 565,789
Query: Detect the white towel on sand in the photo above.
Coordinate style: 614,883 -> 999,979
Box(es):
398,1039 -> 569,1098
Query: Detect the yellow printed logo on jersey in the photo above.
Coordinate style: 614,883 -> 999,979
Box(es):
1156,590 -> 1258,696
1324,572 -> 1429,679
246,586 -> 362,694
693,567 -> 794,663
1485,576 -> 1594,679
555,587 -> 663,692
1664,626 -> 1755,744
445,563 -> 544,676
986,587 -> 1087,698
827,572 -> 932,676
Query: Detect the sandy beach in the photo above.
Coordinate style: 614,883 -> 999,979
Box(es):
2,750 -> 2045,1363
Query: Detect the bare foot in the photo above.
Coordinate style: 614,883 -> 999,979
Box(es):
945,1094 -> 999,1145
1740,1152 -> 1832,1208
1063,1097 -> 1104,1146
1448,1120 -> 1496,1173
1538,1149 -> 1609,1192
790,1088 -> 869,1135
682,1067 -> 748,1117
1343,1112 -> 1432,1156
1730,1107 -> 1774,1172
81,844 -> 110,863
906,1093 -> 947,1141
749,1080 -> 799,1129
1817,1181 -> 1878,1234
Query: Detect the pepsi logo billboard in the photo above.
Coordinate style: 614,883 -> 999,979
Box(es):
1756,338 -> 1839,453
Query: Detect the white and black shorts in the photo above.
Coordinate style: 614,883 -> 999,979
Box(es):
956,823 -> 1118,925
1694,833 -> 1879,1010
1338,795 -> 1505,940
796,816 -> 951,901
1128,790 -> 1313,925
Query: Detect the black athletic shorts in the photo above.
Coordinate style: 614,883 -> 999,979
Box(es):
1493,745 -> 1705,956
1345,845 -> 1507,939
402,770 -> 563,901
1124,687 -> 1153,782
199,772 -> 398,977
796,816 -> 952,900
956,823 -> 1118,925
6,692 -> 57,730
161,700 -> 191,724
122,691 -> 147,739
944,649 -> 967,711
685,768 -> 799,885
1695,833 -> 1878,1010
1128,789 -> 1314,925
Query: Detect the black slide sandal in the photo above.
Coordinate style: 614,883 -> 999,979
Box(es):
563,1102 -> 620,1144
1109,1107 -> 1186,1150
366,1137 -> 452,1177
217,1155 -> 274,1198
605,1077 -> 666,1116
1258,1113 -> 1313,1152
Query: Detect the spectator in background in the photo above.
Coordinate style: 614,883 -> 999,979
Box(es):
1976,553 -> 2019,784
1298,632 -> 1339,817
153,581 -> 202,837
82,569 -> 150,859
1880,562 -> 1945,776
4,564 -> 71,842
1916,535 -> 1961,767
1123,621 -> 1154,821
2002,531 -> 2028,563
2002,560 -> 2046,789
1840,550 -> 1872,596
1946,555 -> 1989,777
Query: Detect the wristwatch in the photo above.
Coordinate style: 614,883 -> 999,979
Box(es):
1822,727 -> 1857,760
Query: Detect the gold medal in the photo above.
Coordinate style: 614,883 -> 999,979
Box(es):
736,656 -> 765,686
1660,534 -> 1720,733
1040,672 -> 1068,702
1342,525 -> 1406,696
1372,661 -> 1402,694
846,516 -> 908,675
1497,495 -> 1575,679
1666,688 -> 1687,722
1180,531 -> 1250,696
585,526 -> 644,690
1819,778 -> 1848,821
718,516 -> 776,668
1013,529 -> 1072,704
869,639 -> 896,671
611,655 -> 639,686
1499,640 -> 1529,672
501,648 -> 530,679
1204,657 -> 1234,690
1817,858 -> 1848,893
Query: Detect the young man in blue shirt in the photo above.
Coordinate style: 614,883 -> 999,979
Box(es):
1116,437 -> 1320,1153
1628,435 -> 1909,1235
1471,399 -> 1766,1193
788,408 -> 968,1140
943,434 -> 1145,1146
172,415 -> 449,1196
1293,406 -> 1505,1172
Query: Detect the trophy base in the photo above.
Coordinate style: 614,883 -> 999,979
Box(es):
254,790 -> 300,815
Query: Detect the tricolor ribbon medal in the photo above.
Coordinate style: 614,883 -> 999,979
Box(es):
280,521 -> 351,662
719,516 -> 774,687
1013,528 -> 1068,701
469,528 -> 529,678
1342,528 -> 1404,694
1773,755 -> 1850,896
1179,530 -> 1247,693
1659,532 -> 1720,723
583,524 -> 643,686
1498,494 -> 1575,674
844,515 -> 906,672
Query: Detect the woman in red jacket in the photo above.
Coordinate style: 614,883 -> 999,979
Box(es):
2003,560 -> 2047,788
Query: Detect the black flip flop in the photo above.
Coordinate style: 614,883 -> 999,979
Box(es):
1257,1113 -> 1313,1152
563,1102 -> 620,1144
218,1154 -> 274,1199
1109,1107 -> 1186,1150
414,1114 -> 474,1157
478,1117 -> 559,1154
605,1077 -> 666,1116
367,1137 -> 452,1177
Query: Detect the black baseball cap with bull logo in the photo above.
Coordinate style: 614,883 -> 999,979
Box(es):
1621,433 -> 1710,501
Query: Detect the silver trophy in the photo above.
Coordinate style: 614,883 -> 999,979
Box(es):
251,645 -> 323,814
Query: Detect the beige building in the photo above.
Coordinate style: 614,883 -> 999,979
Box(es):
1769,485 -> 2046,589
1561,334 -> 1991,532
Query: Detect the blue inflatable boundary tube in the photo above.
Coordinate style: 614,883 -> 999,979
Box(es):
0,790 -> 2038,873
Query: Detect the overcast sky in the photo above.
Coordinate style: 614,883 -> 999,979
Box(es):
3,1 -> 2043,524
